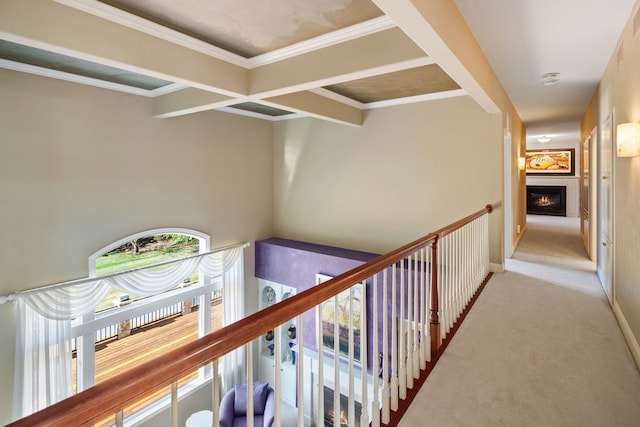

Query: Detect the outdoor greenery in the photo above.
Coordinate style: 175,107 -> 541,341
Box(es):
94,234 -> 199,312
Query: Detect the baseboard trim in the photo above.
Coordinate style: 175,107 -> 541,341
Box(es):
513,224 -> 527,251
613,301 -> 640,369
489,262 -> 504,273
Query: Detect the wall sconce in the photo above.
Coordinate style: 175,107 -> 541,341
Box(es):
617,122 -> 640,157
518,157 -> 526,170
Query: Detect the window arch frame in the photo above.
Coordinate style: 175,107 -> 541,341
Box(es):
75,228 -> 216,405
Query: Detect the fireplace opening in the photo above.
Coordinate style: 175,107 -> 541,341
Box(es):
527,185 -> 566,216
324,386 -> 362,427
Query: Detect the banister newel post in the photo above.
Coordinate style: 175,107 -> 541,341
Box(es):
429,237 -> 440,357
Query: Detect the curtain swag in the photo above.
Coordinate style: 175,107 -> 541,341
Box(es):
13,243 -> 248,420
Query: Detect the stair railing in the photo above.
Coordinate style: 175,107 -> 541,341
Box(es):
8,204 -> 493,427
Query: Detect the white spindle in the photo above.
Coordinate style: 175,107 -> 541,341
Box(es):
115,410 -> 123,427
412,251 -> 420,379
391,263 -> 399,410
213,360 -> 220,427
371,274 -> 380,427
419,248 -> 427,370
382,269 -> 390,424
297,314 -> 305,427
348,288 -> 355,427
171,382 -> 178,427
399,259 -> 406,399
426,245 -> 432,363
274,325 -> 281,427
246,341 -> 254,427
317,304 -> 324,427
360,277 -> 369,427
333,295 -> 340,427
406,255 -> 414,389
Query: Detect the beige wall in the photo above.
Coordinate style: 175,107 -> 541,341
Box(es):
582,3 -> 640,365
0,69 -> 274,423
273,96 -> 504,263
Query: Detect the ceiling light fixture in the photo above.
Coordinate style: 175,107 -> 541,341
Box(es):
538,136 -> 551,143
541,72 -> 560,85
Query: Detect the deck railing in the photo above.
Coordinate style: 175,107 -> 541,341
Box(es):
9,204 -> 494,427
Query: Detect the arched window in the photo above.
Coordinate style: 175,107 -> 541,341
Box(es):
75,228 -> 223,423
13,228 -> 246,421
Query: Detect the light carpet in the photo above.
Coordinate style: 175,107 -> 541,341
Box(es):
398,215 -> 640,426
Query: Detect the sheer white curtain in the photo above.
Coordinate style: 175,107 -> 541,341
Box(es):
12,245 -> 246,420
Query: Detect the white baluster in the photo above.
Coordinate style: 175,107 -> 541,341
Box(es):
399,260 -> 406,400
297,314 -> 305,427
426,246 -> 432,363
213,360 -> 220,427
391,263 -> 399,411
360,277 -> 369,427
348,288 -> 355,427
274,325 -> 281,427
171,381 -> 178,427
382,269 -> 390,424
406,255 -> 414,389
333,295 -> 340,427
115,410 -> 123,427
419,248 -> 427,370
412,251 -> 420,379
317,305 -> 324,427
371,274 -> 380,427
247,341 -> 254,427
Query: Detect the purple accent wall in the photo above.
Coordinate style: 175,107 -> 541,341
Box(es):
255,238 -> 426,376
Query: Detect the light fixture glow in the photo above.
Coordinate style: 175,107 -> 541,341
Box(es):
541,72 -> 560,85
518,157 -> 526,170
617,122 -> 640,157
538,136 -> 551,143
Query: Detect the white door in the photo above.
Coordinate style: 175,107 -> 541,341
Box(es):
598,114 -> 614,304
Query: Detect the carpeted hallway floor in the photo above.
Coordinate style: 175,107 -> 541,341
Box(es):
398,215 -> 640,426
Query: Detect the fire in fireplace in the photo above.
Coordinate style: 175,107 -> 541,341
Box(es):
526,185 -> 566,216
324,386 -> 362,427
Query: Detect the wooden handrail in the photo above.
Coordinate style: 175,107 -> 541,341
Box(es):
9,204 -> 493,426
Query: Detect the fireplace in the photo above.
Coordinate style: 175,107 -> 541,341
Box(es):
527,185 -> 566,216
323,386 -> 362,427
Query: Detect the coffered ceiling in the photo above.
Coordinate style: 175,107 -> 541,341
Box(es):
0,0 -> 478,125
1,0 -> 633,134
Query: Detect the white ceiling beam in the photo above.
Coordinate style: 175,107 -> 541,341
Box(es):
149,28 -> 431,122
0,0 -> 249,97
263,91 -> 363,126
152,88 -> 234,119
249,28 -> 432,98
372,0 -> 500,114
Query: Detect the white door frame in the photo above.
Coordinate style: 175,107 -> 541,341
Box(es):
503,126 -> 514,258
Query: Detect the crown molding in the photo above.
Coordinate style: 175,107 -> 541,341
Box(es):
0,58 -> 161,97
54,0 -> 250,67
247,16 -> 397,68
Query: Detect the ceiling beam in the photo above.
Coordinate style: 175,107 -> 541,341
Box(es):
150,28 -> 430,123
152,88 -> 234,119
372,0 -> 500,114
0,0 -> 249,97
249,28 -> 430,98
263,91 -> 363,126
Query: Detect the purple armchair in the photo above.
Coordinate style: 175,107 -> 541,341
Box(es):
219,383 -> 275,427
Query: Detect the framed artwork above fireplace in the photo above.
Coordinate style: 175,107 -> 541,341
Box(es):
526,148 -> 575,176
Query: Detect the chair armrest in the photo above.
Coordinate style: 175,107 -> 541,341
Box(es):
219,388 -> 236,427
262,388 -> 275,427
